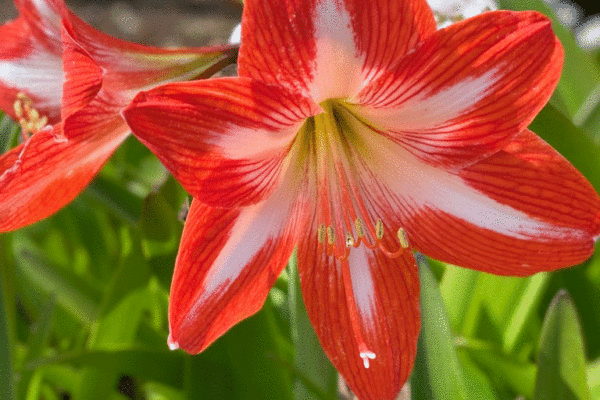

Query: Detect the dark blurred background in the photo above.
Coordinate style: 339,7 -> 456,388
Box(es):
0,0 -> 243,47
0,0 -> 598,49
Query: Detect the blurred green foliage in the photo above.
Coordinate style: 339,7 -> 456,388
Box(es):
1,0 -> 600,399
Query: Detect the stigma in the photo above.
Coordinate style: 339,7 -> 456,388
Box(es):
360,349 -> 376,369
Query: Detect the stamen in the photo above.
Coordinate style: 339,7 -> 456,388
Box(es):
14,99 -> 23,119
375,219 -> 384,240
318,225 -> 326,244
13,93 -> 48,140
355,218 -> 364,238
327,226 -> 335,245
345,233 -> 355,247
397,228 -> 410,249
311,101 -> 411,261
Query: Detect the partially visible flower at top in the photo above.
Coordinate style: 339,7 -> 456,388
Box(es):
124,0 -> 600,399
0,0 -> 237,232
427,0 -> 497,26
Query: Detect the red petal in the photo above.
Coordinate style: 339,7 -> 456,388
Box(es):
0,0 -> 64,124
343,0 -> 436,82
356,11 -> 564,168
238,0 -> 435,102
0,100 -> 128,232
62,11 -> 237,96
61,24 -> 103,122
168,184 -> 310,353
123,77 -> 320,207
297,220 -> 420,400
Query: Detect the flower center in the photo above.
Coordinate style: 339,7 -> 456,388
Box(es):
296,100 -> 414,369
308,100 -> 410,261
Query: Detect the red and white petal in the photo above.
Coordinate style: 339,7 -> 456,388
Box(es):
13,0 -> 63,49
238,0 -> 436,103
123,77 -> 320,208
297,223 -> 420,400
459,129 -> 600,235
61,12 -> 237,100
355,11 -> 563,168
353,126 -> 600,276
168,171 -> 311,353
0,102 -> 128,232
0,0 -> 64,124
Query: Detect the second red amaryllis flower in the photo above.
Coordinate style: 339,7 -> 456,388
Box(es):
123,0 -> 600,399
0,0 -> 237,232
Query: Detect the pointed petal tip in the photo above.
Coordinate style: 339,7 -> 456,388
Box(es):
167,333 -> 179,351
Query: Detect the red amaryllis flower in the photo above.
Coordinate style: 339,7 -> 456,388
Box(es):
123,0 -> 600,398
0,0 -> 237,232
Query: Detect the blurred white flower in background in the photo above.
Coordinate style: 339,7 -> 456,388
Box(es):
541,0 -> 600,50
426,0 -> 497,27
575,15 -> 600,50
228,22 -> 241,45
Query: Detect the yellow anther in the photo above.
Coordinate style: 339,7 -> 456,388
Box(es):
13,93 -> 48,137
29,108 -> 40,121
318,225 -> 326,244
13,99 -> 23,119
375,219 -> 384,240
397,228 -> 410,249
36,116 -> 48,131
327,226 -> 335,245
354,218 -> 364,238
345,233 -> 354,247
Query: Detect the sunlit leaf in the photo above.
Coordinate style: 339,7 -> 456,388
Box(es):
465,346 -> 537,398
0,235 -> 16,400
412,256 -> 469,400
534,290 -> 591,400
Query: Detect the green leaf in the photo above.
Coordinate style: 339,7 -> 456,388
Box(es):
412,256 -> 469,400
588,358 -> 600,400
220,300 -> 294,400
139,176 -> 184,257
26,349 -> 187,388
439,266 -> 483,336
0,113 -> 20,153
288,254 -> 338,400
13,235 -> 99,325
534,290 -> 591,400
82,176 -> 143,225
501,273 -> 549,354
17,294 -> 57,398
0,235 -> 16,400
465,346 -> 537,398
